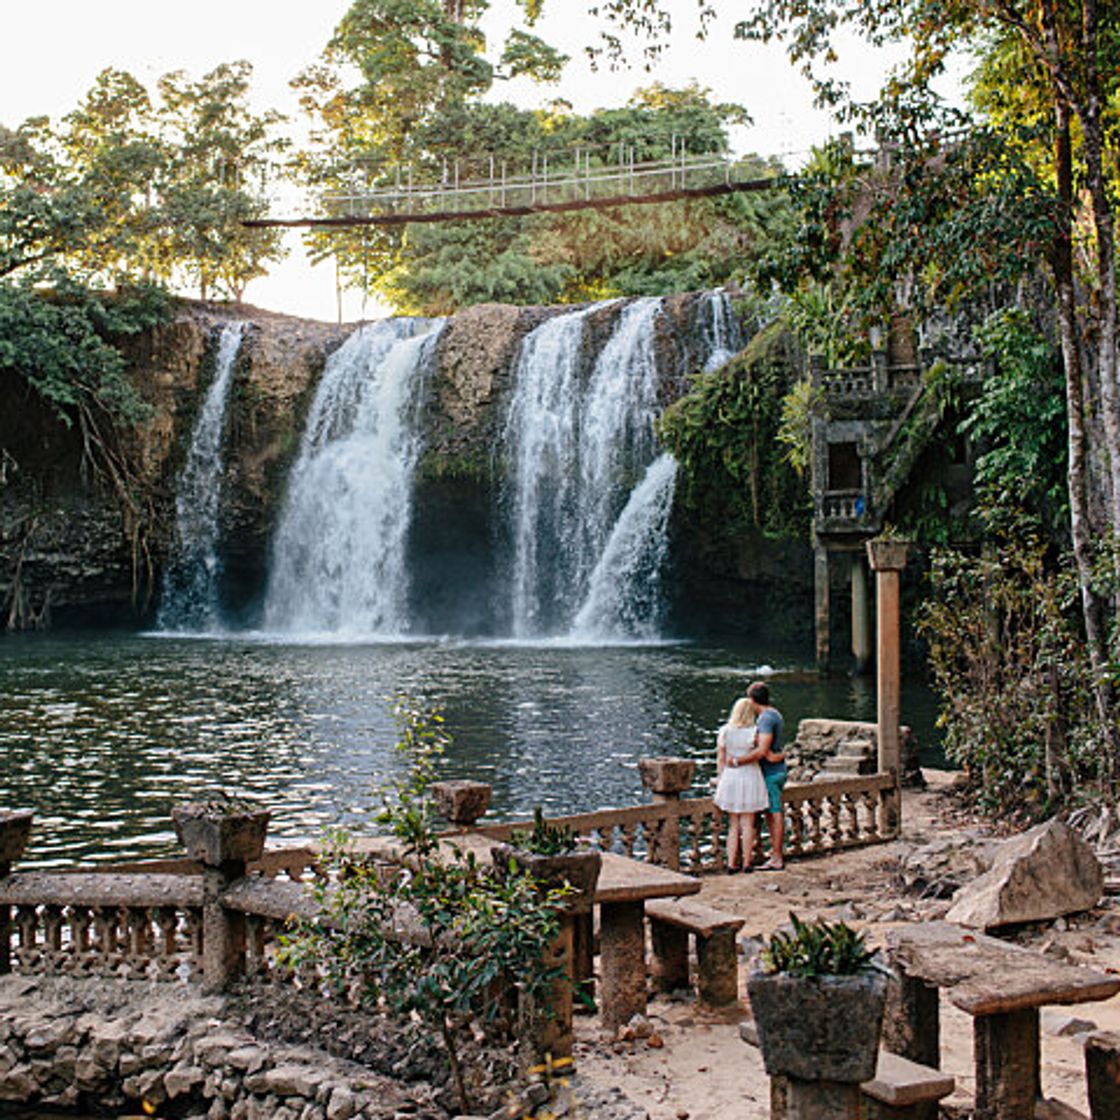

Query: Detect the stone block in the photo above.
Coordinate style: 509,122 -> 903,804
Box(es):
326,1086 -> 356,1120
0,1063 -> 36,1101
166,1062 -> 206,1098
431,780 -> 492,826
221,1044 -> 268,1073
637,757 -> 695,796
1041,1009 -> 1098,1038
947,819 -> 1104,930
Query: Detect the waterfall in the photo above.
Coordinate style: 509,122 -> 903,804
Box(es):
503,297 -> 668,639
263,317 -> 443,637
570,453 -> 679,641
157,321 -> 245,632
700,288 -> 743,371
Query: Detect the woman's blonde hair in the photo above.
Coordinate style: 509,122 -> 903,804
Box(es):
728,697 -> 755,728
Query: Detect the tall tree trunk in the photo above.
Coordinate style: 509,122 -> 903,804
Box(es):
1078,0 -> 1120,548
1053,96 -> 1119,787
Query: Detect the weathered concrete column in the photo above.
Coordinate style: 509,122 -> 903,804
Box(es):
637,758 -> 694,871
521,918 -> 575,1062
599,900 -> 647,1032
431,780 -> 491,829
172,803 -> 270,994
1085,1029 -> 1120,1120
694,929 -> 739,1007
850,553 -> 873,675
0,810 -> 33,976
882,971 -> 940,1068
814,544 -> 831,673
973,1008 -> 1040,1120
867,538 -> 909,835
648,920 -> 689,994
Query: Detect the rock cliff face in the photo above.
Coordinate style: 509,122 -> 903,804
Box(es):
0,294 -> 809,632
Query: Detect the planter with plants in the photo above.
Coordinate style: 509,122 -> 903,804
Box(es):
172,797 -> 271,867
747,912 -> 889,1084
492,807 -> 601,911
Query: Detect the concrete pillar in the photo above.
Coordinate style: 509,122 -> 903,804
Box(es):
867,538 -> 908,834
649,919 -> 689,993
599,900 -> 647,1033
172,804 -> 270,993
521,916 -> 575,1062
1086,1030 -> 1120,1120
814,544 -> 831,673
850,554 -> 872,675
973,1009 -> 1040,1120
694,929 -> 739,1007
637,758 -> 694,870
0,811 -> 33,976
783,1078 -> 862,1118
882,971 -> 940,1068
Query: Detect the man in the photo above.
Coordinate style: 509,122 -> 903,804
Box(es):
746,680 -> 786,870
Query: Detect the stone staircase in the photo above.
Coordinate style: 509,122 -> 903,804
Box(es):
818,738 -> 876,778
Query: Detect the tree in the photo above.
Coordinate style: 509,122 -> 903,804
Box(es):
157,62 -> 288,300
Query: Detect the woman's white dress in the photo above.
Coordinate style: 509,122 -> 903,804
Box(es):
713,724 -> 769,814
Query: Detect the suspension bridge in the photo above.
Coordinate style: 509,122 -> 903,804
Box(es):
243,146 -> 788,230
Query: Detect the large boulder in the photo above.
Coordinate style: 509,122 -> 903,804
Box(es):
946,819 -> 1104,930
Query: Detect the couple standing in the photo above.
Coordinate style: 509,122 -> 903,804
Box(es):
713,681 -> 786,872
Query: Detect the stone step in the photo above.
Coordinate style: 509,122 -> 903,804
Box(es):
838,740 -> 874,759
823,756 -> 868,775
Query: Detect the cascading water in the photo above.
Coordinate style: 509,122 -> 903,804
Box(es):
157,321 -> 246,632
570,453 -> 679,641
700,288 -> 743,371
503,297 -> 670,639
262,317 -> 443,637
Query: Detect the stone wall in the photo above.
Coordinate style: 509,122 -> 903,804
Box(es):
0,975 -> 645,1120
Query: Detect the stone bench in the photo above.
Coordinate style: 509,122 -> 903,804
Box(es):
862,1050 -> 955,1120
740,1024 -> 954,1120
646,898 -> 744,1006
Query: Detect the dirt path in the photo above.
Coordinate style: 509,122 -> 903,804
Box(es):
574,771 -> 1120,1119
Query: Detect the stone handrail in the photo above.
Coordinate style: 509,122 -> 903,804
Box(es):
0,769 -> 898,987
467,771 -> 899,873
0,871 -> 203,982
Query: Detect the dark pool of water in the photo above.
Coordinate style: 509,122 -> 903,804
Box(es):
0,631 -> 944,867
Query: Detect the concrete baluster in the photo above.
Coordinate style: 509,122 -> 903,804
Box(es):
0,810 -> 33,975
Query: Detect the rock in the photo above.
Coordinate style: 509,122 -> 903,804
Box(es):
326,1086 -> 357,1120
166,1062 -> 206,1098
946,820 -> 1104,930
1041,1010 -> 1098,1038
900,834 -> 997,899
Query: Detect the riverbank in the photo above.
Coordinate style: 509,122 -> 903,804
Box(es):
575,770 -> 1120,1119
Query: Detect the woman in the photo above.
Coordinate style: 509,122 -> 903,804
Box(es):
713,697 -> 769,872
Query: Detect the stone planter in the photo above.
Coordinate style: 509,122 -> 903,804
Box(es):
747,964 -> 889,1083
172,803 -> 271,867
0,810 -> 34,867
491,844 -> 601,913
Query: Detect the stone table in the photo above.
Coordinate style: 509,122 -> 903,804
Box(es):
886,921 -> 1120,1120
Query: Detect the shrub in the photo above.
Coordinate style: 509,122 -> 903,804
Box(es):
760,912 -> 875,979
281,699 -> 570,1114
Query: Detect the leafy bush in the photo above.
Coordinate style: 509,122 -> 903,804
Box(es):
918,534 -> 1116,819
281,699 -> 570,1114
508,806 -> 577,855
760,912 -> 875,979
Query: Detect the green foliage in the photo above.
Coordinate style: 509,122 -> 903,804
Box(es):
657,317 -> 810,542
508,806 -> 577,856
918,536 -> 1117,820
777,375 -> 826,478
760,912 -> 875,979
281,699 -> 570,1114
964,310 -> 1068,531
0,280 -> 166,430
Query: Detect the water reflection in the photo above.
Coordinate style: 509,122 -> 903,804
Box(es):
0,633 -> 941,867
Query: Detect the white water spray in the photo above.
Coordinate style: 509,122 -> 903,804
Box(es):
263,318 -> 443,637
157,321 -> 245,632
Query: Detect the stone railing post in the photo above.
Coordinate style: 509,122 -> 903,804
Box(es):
431,780 -> 492,829
867,538 -> 909,836
172,803 -> 270,993
0,810 -> 33,975
638,758 -> 695,871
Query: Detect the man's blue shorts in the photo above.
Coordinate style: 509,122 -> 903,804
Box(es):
764,771 -> 787,815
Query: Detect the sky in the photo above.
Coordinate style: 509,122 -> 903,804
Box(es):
2,1 -> 925,322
